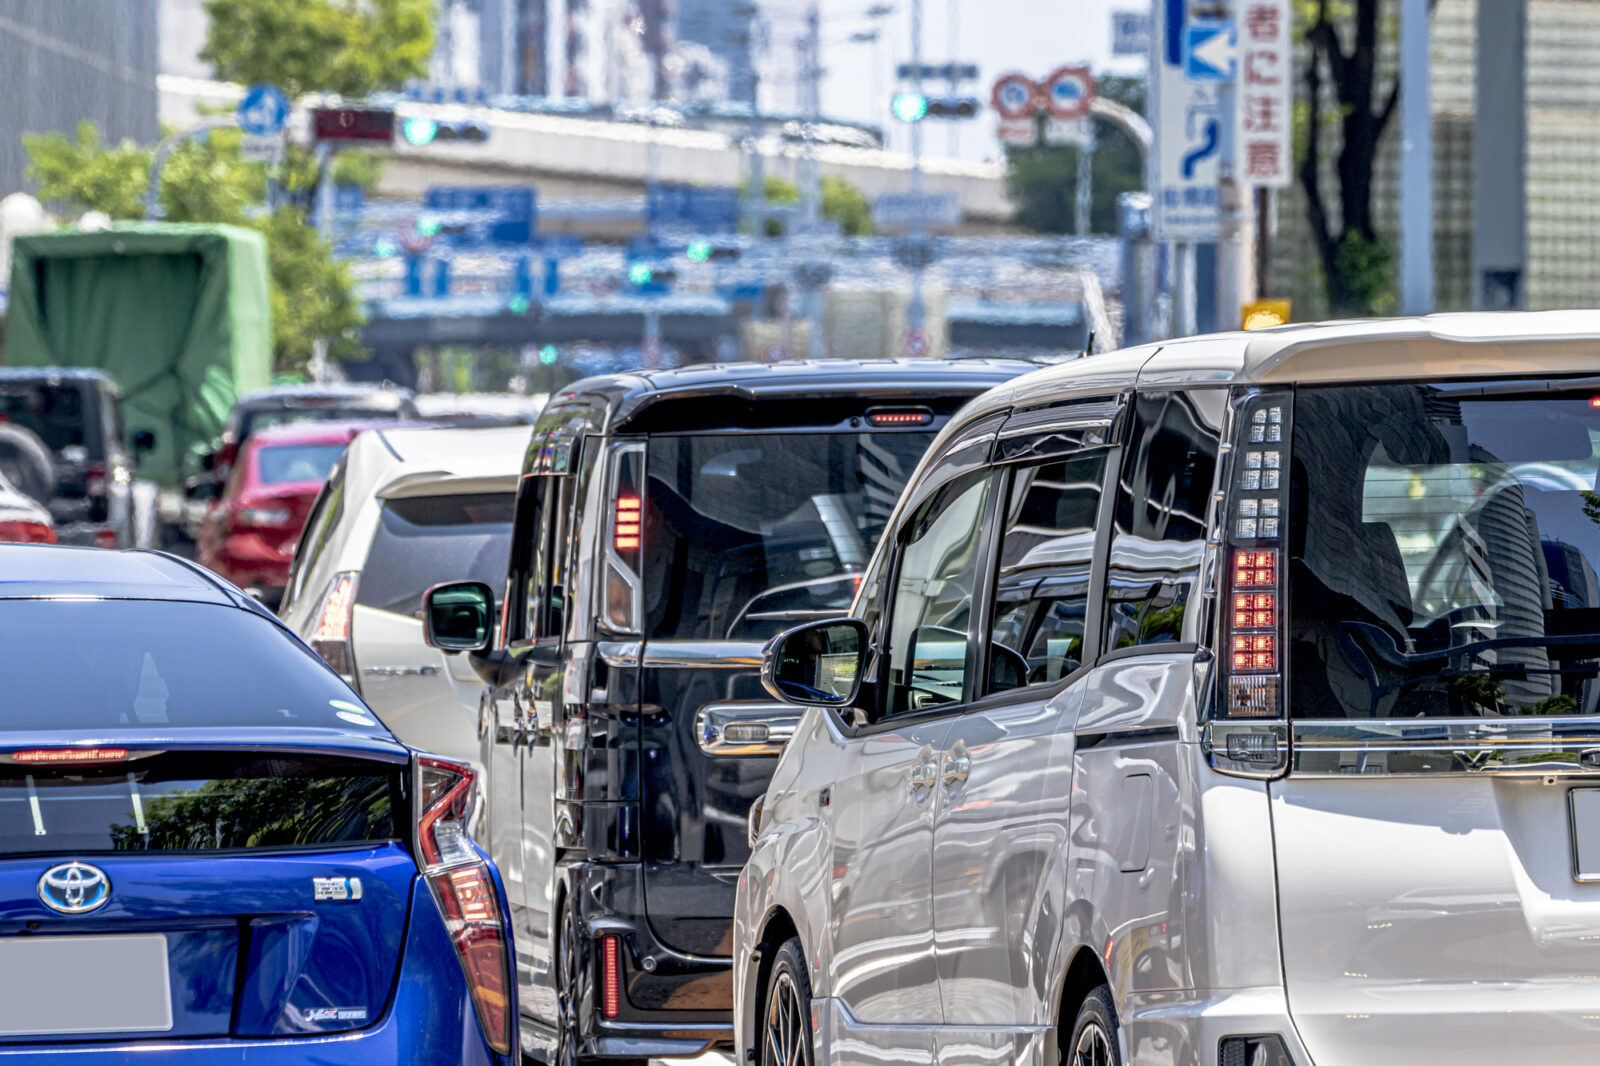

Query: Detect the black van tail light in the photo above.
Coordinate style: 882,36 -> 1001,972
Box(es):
601,935 -> 622,1018
603,445 -> 645,634
866,407 -> 933,427
614,494 -> 641,552
1209,392 -> 1292,776
415,755 -> 512,1055
312,571 -> 360,685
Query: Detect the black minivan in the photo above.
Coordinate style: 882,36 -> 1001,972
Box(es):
422,358 -> 1033,1063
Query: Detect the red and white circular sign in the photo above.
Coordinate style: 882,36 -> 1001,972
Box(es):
990,73 -> 1039,121
1043,66 -> 1097,120
903,329 -> 930,358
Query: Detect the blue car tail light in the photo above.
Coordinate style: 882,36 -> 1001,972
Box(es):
415,755 -> 512,1055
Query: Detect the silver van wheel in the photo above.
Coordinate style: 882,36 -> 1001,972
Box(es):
1073,1019 -> 1114,1066
763,970 -> 806,1066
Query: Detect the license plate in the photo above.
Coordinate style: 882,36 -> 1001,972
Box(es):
0,934 -> 172,1036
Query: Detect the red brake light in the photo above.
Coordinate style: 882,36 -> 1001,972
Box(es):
11,748 -> 129,765
602,935 -> 621,1018
312,572 -> 359,680
614,495 -> 641,552
0,521 -> 56,544
415,755 -> 511,1055
85,462 -> 106,498
866,408 -> 933,427
1232,550 -> 1277,588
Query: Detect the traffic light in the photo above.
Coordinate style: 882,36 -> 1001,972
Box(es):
685,240 -> 740,263
400,117 -> 490,145
628,262 -> 655,286
686,240 -> 711,263
892,93 -> 929,122
538,345 -> 559,366
891,94 -> 979,121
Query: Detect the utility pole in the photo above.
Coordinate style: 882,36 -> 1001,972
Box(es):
803,4 -> 827,359
1473,0 -> 1525,309
945,0 -> 959,158
1399,0 -> 1433,315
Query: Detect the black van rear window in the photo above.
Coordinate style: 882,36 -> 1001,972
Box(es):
1291,382 -> 1600,719
642,431 -> 933,640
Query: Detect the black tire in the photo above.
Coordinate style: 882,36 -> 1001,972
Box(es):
552,901 -> 647,1066
0,424 -> 54,505
760,938 -> 814,1066
1065,985 -> 1122,1066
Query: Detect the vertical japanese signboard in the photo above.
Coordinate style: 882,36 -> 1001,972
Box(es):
1237,0 -> 1292,187
1151,1 -> 1222,240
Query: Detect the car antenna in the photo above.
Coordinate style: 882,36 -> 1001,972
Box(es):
1083,330 -> 1097,357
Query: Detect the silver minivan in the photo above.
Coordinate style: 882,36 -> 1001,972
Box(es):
735,312 -> 1600,1066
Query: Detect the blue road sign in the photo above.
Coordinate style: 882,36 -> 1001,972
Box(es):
1112,11 -> 1151,58
237,84 -> 289,136
1184,20 -> 1236,82
422,186 -> 537,246
647,184 -> 740,232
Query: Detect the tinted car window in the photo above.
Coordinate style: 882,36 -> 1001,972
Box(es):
987,450 -> 1109,694
1291,382 -> 1600,719
0,752 -> 397,856
0,382 -> 90,452
357,492 -> 516,618
3,600 -> 376,730
241,406 -> 402,440
257,443 -> 347,484
1103,391 -> 1221,651
884,470 -> 992,716
642,431 -> 933,640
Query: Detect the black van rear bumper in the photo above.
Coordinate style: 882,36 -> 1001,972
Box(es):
567,862 -> 735,1058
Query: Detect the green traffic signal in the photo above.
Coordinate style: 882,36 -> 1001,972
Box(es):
402,118 -> 438,146
686,240 -> 712,263
538,344 -> 559,366
892,92 -> 929,122
416,213 -> 442,237
508,295 -> 530,315
628,263 -> 654,285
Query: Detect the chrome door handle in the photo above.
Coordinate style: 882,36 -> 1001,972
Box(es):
941,749 -> 971,791
909,744 -> 938,798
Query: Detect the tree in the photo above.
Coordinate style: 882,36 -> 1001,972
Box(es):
199,0 -> 434,99
23,123 -> 365,372
1296,0 -> 1408,316
1004,75 -> 1146,236
741,174 -> 874,236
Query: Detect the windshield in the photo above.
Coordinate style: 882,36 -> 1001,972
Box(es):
241,406 -> 399,440
356,492 -> 515,618
256,442 -> 347,484
0,383 -> 89,453
642,431 -> 934,640
1,600 -> 381,731
1291,382 -> 1600,719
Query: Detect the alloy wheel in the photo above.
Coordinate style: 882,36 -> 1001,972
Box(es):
1073,1017 -> 1114,1066
762,970 -> 808,1066
556,907 -> 581,1066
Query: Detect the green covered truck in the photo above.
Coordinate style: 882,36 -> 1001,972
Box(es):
2,224 -> 274,542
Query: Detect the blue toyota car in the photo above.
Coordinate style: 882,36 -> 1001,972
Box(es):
0,545 -> 516,1063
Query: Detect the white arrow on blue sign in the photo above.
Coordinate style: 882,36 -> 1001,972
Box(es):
1184,20 -> 1236,82
237,84 -> 289,136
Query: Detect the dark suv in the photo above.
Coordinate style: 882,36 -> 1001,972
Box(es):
420,358 -> 1034,1063
0,368 -> 150,547
209,383 -> 419,481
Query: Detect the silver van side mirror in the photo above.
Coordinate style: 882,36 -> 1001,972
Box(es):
762,618 -> 868,707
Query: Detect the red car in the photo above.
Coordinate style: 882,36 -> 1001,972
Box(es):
196,421 -> 374,603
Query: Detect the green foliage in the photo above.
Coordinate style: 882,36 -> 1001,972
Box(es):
1004,74 -> 1146,236
22,125 -> 362,374
821,175 -> 872,237
1333,231 -> 1396,315
331,149 -> 387,194
199,0 -> 435,98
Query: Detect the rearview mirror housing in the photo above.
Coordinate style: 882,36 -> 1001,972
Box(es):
762,618 -> 868,707
423,580 -> 495,653
131,429 -> 156,456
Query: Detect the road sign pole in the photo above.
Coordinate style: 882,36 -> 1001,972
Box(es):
1214,0 -> 1255,331
1400,0 -> 1434,315
907,0 -> 927,341
144,117 -> 237,220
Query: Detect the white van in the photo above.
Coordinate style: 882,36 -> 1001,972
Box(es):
735,312 -> 1600,1066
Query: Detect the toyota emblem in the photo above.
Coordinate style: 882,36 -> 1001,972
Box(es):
37,862 -> 112,915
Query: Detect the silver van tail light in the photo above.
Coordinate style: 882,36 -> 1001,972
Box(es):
1207,392 -> 1292,777
311,571 -> 360,686
414,755 -> 512,1055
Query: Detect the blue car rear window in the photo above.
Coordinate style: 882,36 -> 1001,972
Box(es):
0,600 -> 380,731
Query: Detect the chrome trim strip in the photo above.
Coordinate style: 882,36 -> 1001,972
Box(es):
695,701 -> 801,757
641,641 -> 765,669
596,641 -> 642,669
1291,718 -> 1600,777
